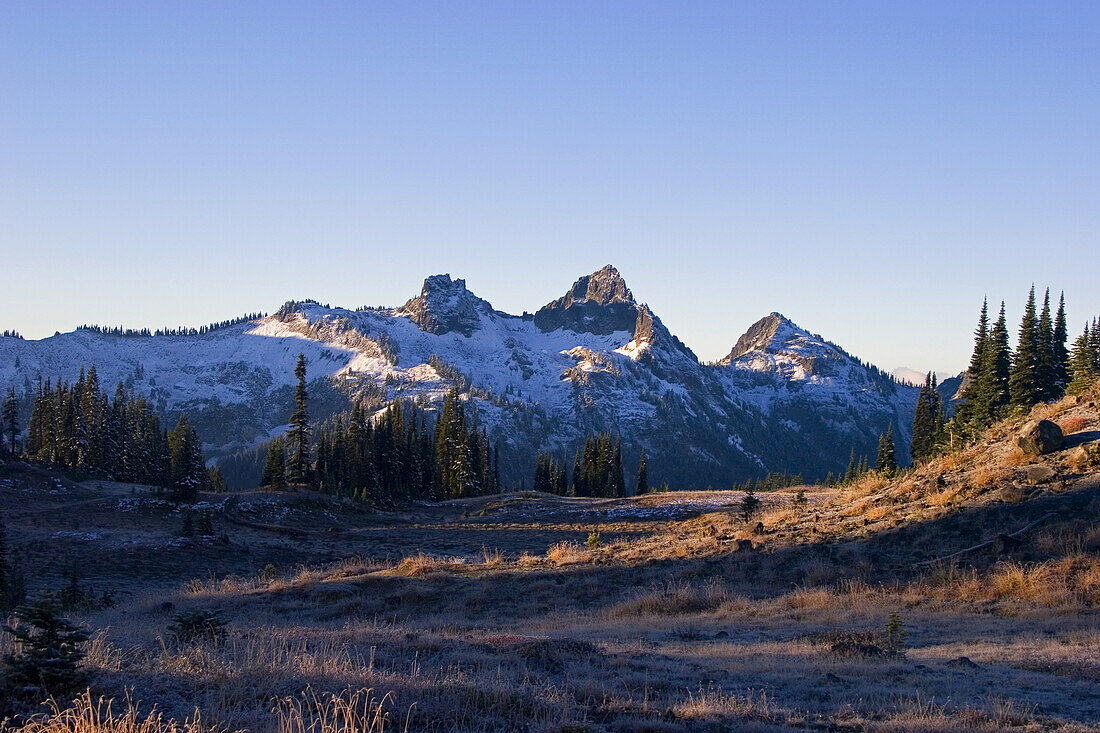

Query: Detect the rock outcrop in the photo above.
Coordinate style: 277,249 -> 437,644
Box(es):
1015,419 -> 1064,456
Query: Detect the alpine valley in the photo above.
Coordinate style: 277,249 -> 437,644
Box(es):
0,266 -> 923,488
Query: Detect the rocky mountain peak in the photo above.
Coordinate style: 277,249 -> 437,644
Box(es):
399,274 -> 488,337
572,264 -> 635,306
533,265 -> 637,335
721,312 -> 795,362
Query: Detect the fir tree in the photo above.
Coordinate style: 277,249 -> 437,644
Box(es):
287,353 -> 310,485
635,448 -> 648,495
956,298 -> 989,427
1052,293 -> 1070,394
876,425 -> 897,477
980,303 -> 1012,422
740,486 -> 761,522
1036,288 -> 1056,401
843,448 -> 856,484
1010,286 -> 1044,410
261,436 -> 286,489
3,387 -> 18,457
910,373 -> 937,462
3,596 -> 91,703
1067,324 -> 1097,394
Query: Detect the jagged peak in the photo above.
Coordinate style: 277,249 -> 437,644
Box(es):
721,312 -> 800,362
566,264 -> 634,307
533,265 -> 637,335
399,274 -> 490,337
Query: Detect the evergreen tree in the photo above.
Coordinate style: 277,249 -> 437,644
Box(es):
956,298 -> 990,427
3,596 -> 91,703
168,415 -> 204,503
1036,288 -> 1056,401
287,353 -> 310,485
261,435 -> 286,489
3,387 -> 18,457
740,486 -> 761,522
1067,324 -> 1097,394
910,373 -> 937,462
876,425 -> 897,477
1010,286 -> 1044,410
843,448 -> 856,484
635,448 -> 648,495
981,303 -> 1012,422
1052,293 -> 1070,394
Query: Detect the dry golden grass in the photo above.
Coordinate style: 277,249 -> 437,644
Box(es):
274,686 -> 405,733
545,540 -> 586,565
609,580 -> 729,617
13,693 -> 214,733
1057,414 -> 1090,434
920,555 -> 1100,607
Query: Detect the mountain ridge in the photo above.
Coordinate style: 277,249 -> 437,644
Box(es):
0,266 -> 917,487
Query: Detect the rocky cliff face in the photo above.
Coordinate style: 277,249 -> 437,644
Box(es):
533,265 -> 639,335
398,275 -> 491,337
0,265 -> 917,487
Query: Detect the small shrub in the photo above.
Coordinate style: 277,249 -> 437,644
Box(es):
740,488 -> 761,523
882,612 -> 906,656
167,609 -> 227,643
258,564 -> 278,583
585,531 -> 602,550
3,596 -> 92,703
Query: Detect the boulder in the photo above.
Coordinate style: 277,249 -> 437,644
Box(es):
1015,420 -> 1063,456
1024,464 -> 1056,485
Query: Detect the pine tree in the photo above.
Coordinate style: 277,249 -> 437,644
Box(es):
877,425 -> 897,477
3,387 -> 18,457
1010,286 -> 1043,410
287,353 -> 310,485
981,303 -> 1012,421
910,373 -> 936,462
740,486 -> 761,522
1052,293 -> 1070,394
843,448 -> 856,484
956,298 -> 990,427
1067,324 -> 1097,394
261,436 -> 286,489
1036,289 -> 1058,401
3,596 -> 91,702
635,448 -> 648,495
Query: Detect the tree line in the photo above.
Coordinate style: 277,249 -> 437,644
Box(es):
910,287 -> 1099,465
11,366 -> 212,501
76,312 -> 265,338
259,355 -> 501,505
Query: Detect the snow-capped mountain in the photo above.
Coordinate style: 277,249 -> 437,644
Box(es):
0,266 -> 917,487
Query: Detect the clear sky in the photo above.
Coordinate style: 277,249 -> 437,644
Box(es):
2,2 -> 1098,373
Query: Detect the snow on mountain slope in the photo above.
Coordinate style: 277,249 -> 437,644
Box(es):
0,268 -> 916,486
719,312 -> 918,472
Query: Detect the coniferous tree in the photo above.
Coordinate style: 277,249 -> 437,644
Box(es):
911,373 -> 937,462
843,448 -> 856,484
3,596 -> 91,703
1067,324 -> 1097,394
1010,286 -> 1044,410
1036,288 -> 1057,401
287,353 -> 310,485
635,448 -> 648,495
981,303 -> 1013,422
3,387 -> 18,457
261,435 -> 286,489
955,298 -> 990,427
168,415 -> 204,502
740,486 -> 761,522
1052,293 -> 1070,394
877,425 -> 897,477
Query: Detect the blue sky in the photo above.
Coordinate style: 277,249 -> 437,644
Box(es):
2,2 -> 1098,372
